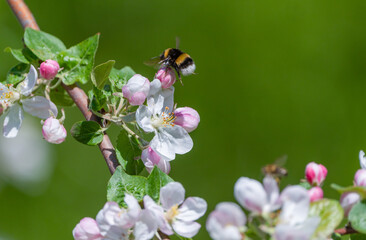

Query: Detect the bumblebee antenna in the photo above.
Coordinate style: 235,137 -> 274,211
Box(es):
176,36 -> 180,49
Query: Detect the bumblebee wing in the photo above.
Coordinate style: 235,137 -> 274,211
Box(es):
274,155 -> 288,167
144,57 -> 161,68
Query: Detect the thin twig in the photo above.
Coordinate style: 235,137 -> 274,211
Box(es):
7,0 -> 119,174
334,225 -> 358,235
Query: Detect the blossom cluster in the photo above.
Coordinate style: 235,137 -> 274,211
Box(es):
1,61 -> 66,143
206,175 -> 320,240
73,182 -> 207,240
338,150 -> 366,217
122,69 -> 200,173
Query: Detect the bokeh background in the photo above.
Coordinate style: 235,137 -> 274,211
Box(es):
1,0 -> 366,239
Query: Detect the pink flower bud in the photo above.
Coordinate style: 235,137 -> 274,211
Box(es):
155,67 -> 176,88
305,162 -> 328,186
141,147 -> 170,174
40,60 -> 60,80
308,187 -> 323,202
122,74 -> 150,106
42,117 -> 67,144
73,217 -> 103,240
340,192 -> 360,217
354,169 -> 366,187
174,107 -> 200,133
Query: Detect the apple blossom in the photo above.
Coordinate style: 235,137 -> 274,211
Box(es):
122,74 -> 150,106
96,194 -> 141,239
360,150 -> 366,169
305,162 -> 327,186
39,59 -> 60,80
73,217 -> 103,240
340,192 -> 360,217
136,79 -> 193,160
354,169 -> 366,187
206,202 -> 246,240
234,176 -> 280,215
308,186 -> 323,202
274,186 -> 320,240
42,117 -> 67,144
143,182 -> 207,238
141,147 -> 171,174
174,107 -> 200,133
155,67 -> 176,89
0,65 -> 58,138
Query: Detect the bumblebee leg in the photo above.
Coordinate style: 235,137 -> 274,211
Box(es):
174,66 -> 183,86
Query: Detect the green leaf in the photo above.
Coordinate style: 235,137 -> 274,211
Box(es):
349,200 -> 366,234
110,66 -> 135,89
49,84 -> 74,107
331,184 -> 366,199
309,199 -> 344,240
89,87 -> 107,112
116,131 -> 144,175
24,28 -> 66,60
70,121 -> 103,146
58,34 -> 99,85
146,166 -> 174,201
107,166 -> 147,206
6,63 -> 29,85
299,181 -> 312,190
4,47 -> 29,63
91,60 -> 115,89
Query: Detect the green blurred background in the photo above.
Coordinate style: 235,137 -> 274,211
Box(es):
1,0 -> 366,239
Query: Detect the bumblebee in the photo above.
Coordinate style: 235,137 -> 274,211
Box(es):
145,39 -> 196,84
262,155 -> 288,183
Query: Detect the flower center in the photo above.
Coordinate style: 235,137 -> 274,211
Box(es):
151,106 -> 176,129
0,85 -> 20,107
165,204 -> 179,222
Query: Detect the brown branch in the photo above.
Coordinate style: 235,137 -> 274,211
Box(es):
7,0 -> 119,174
334,225 -> 358,235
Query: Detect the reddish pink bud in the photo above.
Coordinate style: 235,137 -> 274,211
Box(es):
122,74 -> 150,106
354,169 -> 366,187
42,117 -> 67,144
308,187 -> 323,202
174,107 -> 200,133
155,67 -> 176,89
40,60 -> 60,80
73,217 -> 102,240
340,192 -> 360,217
305,162 -> 328,186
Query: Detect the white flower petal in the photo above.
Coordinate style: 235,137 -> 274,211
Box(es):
177,197 -> 207,222
96,202 -> 122,235
263,176 -> 281,211
148,79 -> 174,111
136,105 -> 154,132
206,210 -> 243,240
3,104 -> 23,138
234,177 -> 267,213
274,217 -> 320,240
172,220 -> 201,238
20,65 -> 37,96
125,194 -> 141,220
160,182 -> 185,210
279,186 -> 310,225
143,195 -> 173,235
134,210 -> 158,240
360,150 -> 366,169
151,125 -> 193,160
21,96 -> 58,119
206,202 -> 246,240
115,194 -> 141,229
